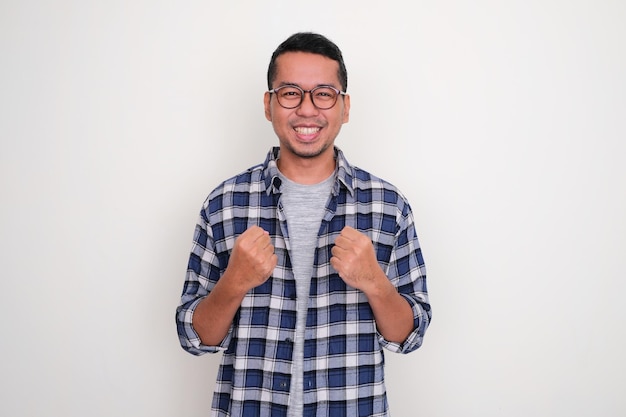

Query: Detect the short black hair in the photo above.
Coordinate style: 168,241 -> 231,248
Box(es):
267,32 -> 348,92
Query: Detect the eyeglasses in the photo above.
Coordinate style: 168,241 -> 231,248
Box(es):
268,84 -> 346,110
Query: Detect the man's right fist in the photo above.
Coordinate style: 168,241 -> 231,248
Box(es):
224,226 -> 278,292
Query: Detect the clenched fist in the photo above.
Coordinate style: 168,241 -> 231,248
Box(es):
224,226 -> 277,293
330,226 -> 385,294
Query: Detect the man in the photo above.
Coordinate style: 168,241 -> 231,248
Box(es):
176,32 -> 431,417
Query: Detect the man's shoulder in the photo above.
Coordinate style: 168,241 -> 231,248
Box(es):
351,164 -> 400,193
348,164 -> 413,211
208,163 -> 266,197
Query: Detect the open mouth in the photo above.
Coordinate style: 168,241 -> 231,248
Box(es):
294,126 -> 321,135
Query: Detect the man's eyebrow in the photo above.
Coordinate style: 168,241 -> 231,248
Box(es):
275,82 -> 298,87
276,81 -> 339,89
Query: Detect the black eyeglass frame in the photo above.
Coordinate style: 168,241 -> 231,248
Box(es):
268,84 -> 347,110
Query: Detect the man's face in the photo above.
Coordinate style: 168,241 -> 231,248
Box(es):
264,52 -> 350,163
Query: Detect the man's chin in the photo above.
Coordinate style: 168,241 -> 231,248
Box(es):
287,142 -> 332,160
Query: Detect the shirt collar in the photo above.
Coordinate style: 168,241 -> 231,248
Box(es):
262,146 -> 355,197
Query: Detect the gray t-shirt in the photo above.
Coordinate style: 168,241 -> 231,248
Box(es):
278,171 -> 334,416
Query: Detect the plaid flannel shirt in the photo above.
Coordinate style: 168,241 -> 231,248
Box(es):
176,147 -> 431,417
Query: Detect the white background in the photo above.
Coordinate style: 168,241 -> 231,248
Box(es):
1,1 -> 625,416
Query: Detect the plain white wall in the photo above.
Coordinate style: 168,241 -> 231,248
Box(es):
1,1 -> 624,416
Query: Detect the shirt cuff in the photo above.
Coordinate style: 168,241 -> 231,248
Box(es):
177,298 -> 232,355
377,293 -> 428,354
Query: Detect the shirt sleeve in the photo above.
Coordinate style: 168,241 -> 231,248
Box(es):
175,208 -> 232,355
377,201 -> 431,354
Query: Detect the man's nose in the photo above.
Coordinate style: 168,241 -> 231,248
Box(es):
296,92 -> 319,115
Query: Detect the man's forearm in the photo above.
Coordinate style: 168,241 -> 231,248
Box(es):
192,273 -> 247,346
365,272 -> 415,344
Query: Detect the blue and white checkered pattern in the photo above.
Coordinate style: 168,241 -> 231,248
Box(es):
176,147 -> 431,417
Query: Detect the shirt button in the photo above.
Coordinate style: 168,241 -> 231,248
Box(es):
285,337 -> 293,343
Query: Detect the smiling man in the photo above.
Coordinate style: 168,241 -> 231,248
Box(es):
176,32 -> 431,417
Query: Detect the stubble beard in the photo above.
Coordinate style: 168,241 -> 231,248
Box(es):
286,140 -> 333,160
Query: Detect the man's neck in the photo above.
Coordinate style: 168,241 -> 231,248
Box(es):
276,152 -> 336,185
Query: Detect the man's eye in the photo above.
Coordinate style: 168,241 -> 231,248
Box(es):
281,89 -> 301,98
314,89 -> 336,100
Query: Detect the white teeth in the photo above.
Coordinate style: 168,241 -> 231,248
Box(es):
294,127 -> 320,135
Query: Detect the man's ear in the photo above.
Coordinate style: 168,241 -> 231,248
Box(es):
342,94 -> 350,124
264,91 -> 272,121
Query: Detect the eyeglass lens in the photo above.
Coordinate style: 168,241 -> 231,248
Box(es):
275,86 -> 339,109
